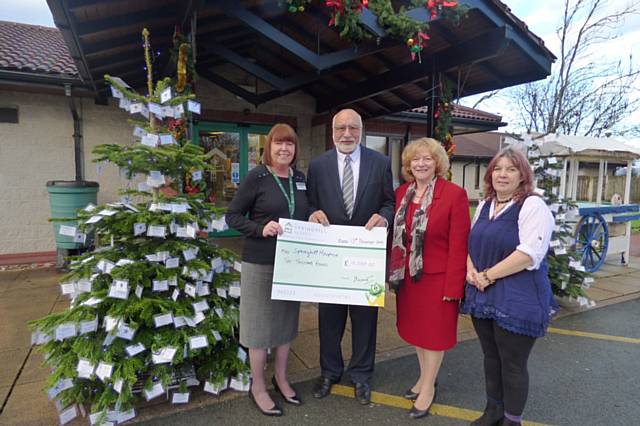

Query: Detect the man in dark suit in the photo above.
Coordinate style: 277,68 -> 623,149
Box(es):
307,108 -> 395,405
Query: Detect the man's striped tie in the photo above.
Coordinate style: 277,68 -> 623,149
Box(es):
343,155 -> 354,219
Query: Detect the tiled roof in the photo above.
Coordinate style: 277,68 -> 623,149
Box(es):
454,132 -> 506,158
0,21 -> 77,76
409,104 -> 504,123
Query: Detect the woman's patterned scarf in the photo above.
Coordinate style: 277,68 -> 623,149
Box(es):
389,179 -> 435,291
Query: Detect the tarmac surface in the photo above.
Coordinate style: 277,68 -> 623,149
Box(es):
136,298 -> 640,426
1,243 -> 639,425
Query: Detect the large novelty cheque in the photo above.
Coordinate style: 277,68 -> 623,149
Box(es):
272,219 -> 386,307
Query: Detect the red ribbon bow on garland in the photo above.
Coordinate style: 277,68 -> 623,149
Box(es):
426,0 -> 458,19
326,0 -> 368,26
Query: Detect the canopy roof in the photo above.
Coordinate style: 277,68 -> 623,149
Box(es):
537,134 -> 640,160
46,0 -> 555,117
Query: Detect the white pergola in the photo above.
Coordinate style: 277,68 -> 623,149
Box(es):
537,134 -> 640,204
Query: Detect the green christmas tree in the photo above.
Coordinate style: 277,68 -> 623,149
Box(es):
519,135 -> 595,307
29,29 -> 249,425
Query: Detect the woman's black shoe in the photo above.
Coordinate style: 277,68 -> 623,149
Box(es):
408,385 -> 437,419
403,389 -> 419,400
272,376 -> 303,405
249,388 -> 283,416
403,380 -> 438,401
471,400 -> 504,426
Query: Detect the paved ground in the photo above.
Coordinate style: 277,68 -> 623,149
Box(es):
137,298 -> 640,426
1,249 -> 639,425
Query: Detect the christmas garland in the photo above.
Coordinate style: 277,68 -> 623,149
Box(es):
433,79 -> 456,179
284,0 -> 467,60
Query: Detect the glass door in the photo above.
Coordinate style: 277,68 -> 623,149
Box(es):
192,122 -> 271,236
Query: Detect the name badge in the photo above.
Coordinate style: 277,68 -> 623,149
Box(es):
296,182 -> 307,190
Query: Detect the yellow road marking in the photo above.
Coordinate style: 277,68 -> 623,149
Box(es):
548,327 -> 640,344
331,384 -> 549,426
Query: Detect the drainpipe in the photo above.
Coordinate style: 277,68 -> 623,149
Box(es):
65,83 -> 83,181
462,160 -> 474,191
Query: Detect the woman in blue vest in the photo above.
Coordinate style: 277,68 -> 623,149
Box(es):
461,147 -> 556,426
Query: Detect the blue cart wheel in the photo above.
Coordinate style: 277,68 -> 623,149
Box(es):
574,213 -> 609,272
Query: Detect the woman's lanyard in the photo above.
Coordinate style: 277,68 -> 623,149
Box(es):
268,166 -> 295,218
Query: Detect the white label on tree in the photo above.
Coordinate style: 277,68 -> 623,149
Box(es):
193,300 -> 210,312
95,362 -> 113,382
184,284 -> 197,298
193,312 -> 206,325
212,330 -> 222,341
125,342 -> 146,357
187,100 -> 201,114
59,405 -> 78,425
117,409 -> 136,423
135,284 -> 143,299
159,134 -> 175,145
79,317 -> 98,335
59,225 -> 77,237
141,133 -> 159,147
197,283 -> 210,296
173,316 -> 187,328
204,379 -> 227,395
171,288 -> 180,301
144,383 -> 164,401
116,323 -> 136,340
189,335 -> 208,350
60,282 -> 76,295
165,257 -> 180,269
133,126 -> 145,137
216,287 -> 227,299
86,215 -> 103,224
154,312 -> 174,328
148,102 -> 163,116
108,280 -> 130,300
147,225 -> 166,238
183,248 -> 197,262
153,280 -> 169,291
229,285 -> 241,298
160,87 -> 172,103
191,170 -> 202,181
55,323 -> 77,341
76,359 -> 95,379
172,392 -> 190,404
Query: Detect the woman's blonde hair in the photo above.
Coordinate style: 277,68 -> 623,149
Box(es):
401,137 -> 450,182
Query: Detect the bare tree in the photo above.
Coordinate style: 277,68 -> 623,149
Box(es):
508,0 -> 640,137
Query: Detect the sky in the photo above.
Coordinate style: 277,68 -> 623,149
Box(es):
1,0 -> 638,145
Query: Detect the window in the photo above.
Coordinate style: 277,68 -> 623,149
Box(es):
0,107 -> 18,123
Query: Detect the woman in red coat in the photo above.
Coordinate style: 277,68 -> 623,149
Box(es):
389,137 -> 470,419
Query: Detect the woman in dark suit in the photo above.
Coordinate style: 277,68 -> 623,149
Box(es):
389,137 -> 470,419
226,123 -> 309,416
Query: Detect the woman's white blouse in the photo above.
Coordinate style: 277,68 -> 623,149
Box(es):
472,196 -> 555,270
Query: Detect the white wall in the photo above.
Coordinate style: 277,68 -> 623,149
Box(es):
0,79 -> 319,256
451,160 -> 487,201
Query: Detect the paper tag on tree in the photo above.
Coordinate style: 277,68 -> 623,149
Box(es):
144,383 -> 165,401
108,280 -> 130,299
55,323 -> 77,341
76,359 -> 95,379
187,100 -> 201,114
189,335 -> 209,350
125,342 -> 146,357
95,362 -> 113,382
172,392 -> 190,404
59,405 -> 78,425
154,312 -> 174,328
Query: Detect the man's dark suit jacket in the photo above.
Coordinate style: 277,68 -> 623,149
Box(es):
307,146 -> 395,226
